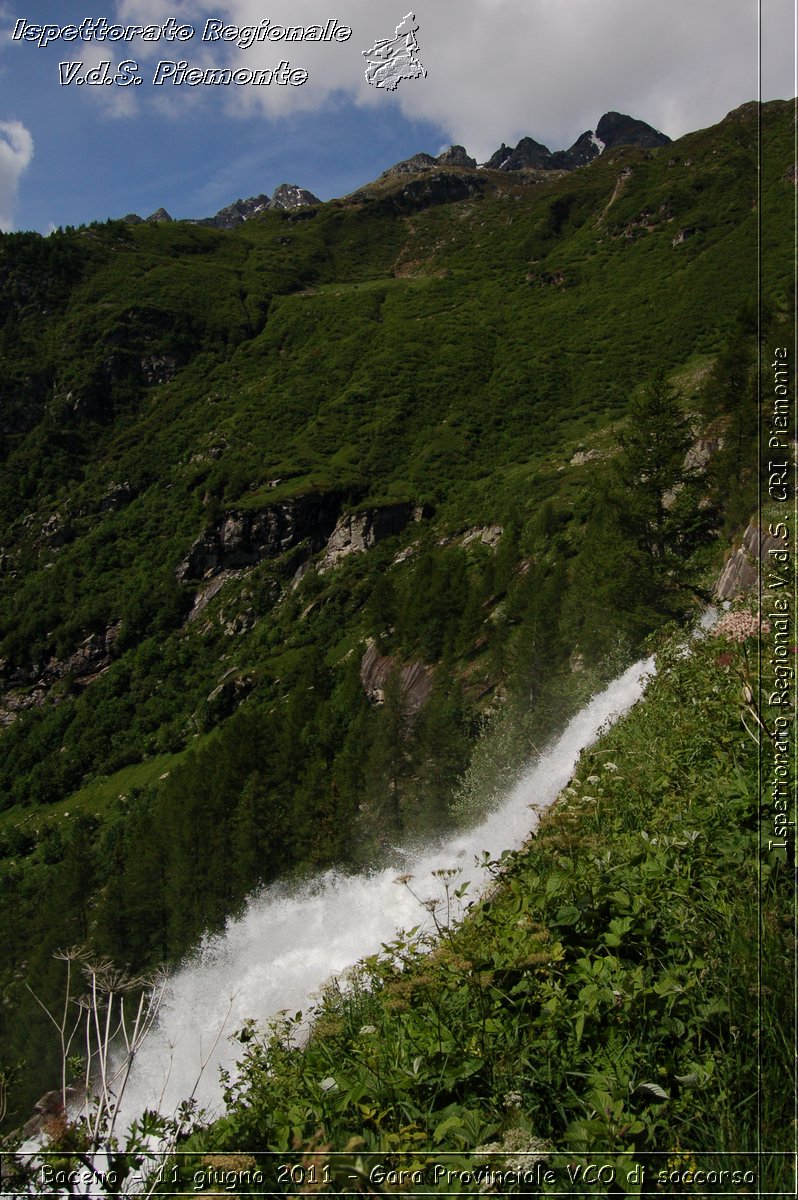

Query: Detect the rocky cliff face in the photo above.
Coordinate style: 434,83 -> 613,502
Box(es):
271,184 -> 320,210
191,184 -> 321,227
549,130 -> 604,170
714,523 -> 786,600
195,185 -> 321,228
319,503 -> 426,571
176,493 -> 345,581
0,622 -> 121,726
436,145 -> 477,168
378,171 -> 487,214
196,194 -> 272,230
359,640 -> 433,716
379,148 -> 478,180
177,496 -> 428,583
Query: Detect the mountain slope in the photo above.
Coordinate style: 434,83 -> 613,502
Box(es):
204,606 -> 793,1193
0,97 -> 792,1127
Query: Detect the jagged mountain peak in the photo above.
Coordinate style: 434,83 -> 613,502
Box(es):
483,111 -> 670,173
379,146 -> 478,181
376,111 -> 670,186
436,145 -> 477,168
484,136 -> 553,171
120,183 -> 320,230
270,183 -> 321,211
379,152 -> 439,180
190,183 -> 321,228
203,194 -> 273,230
595,111 -> 671,150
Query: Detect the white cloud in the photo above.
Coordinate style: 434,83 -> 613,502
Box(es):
75,45 -> 142,118
116,0 -> 378,118
113,0 -> 793,159
0,119 -> 33,230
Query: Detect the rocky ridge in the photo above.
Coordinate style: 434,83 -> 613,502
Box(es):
177,497 -> 429,584
378,112 -> 670,183
120,113 -> 666,229
121,182 -> 321,229
175,493 -> 345,582
485,111 -> 670,172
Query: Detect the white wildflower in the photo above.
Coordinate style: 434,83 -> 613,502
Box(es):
712,610 -> 770,643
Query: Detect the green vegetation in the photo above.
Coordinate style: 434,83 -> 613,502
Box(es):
10,601 -> 791,1196
189,611 -> 794,1194
0,96 -> 793,1142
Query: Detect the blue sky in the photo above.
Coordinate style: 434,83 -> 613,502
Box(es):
0,0 -> 794,233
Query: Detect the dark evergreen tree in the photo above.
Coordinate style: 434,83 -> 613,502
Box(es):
413,677 -> 470,826
567,373 -> 712,658
364,672 -> 409,835
366,572 -> 397,651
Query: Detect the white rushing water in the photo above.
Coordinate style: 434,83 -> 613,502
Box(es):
121,654 -> 655,1125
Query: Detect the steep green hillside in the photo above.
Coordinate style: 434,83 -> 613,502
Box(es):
194,603 -> 794,1195
0,98 -> 792,1125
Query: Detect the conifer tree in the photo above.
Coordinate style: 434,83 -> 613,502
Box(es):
569,372 -> 711,657
364,672 -> 408,834
616,371 -> 695,565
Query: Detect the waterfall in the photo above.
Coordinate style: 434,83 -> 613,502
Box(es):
121,654 -> 655,1125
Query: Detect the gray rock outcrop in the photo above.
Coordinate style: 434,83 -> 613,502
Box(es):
379,153 -> 438,180
436,145 -> 477,168
319,503 -> 423,571
485,136 -> 553,171
22,1088 -> 84,1139
176,492 -> 345,581
379,171 -> 486,213
594,111 -> 671,151
359,640 -> 433,716
0,622 -> 122,726
714,523 -> 785,600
